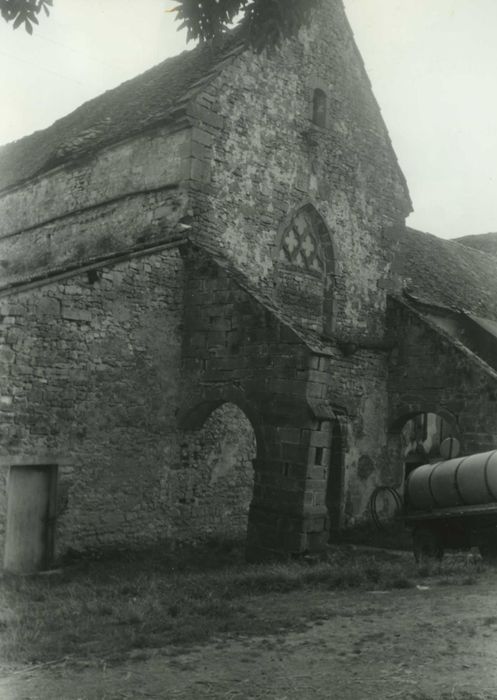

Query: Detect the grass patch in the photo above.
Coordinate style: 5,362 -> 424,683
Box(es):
0,540 -> 486,667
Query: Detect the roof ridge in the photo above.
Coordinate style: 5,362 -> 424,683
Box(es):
0,29 -> 245,193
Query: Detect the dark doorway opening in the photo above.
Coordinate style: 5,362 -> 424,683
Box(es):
326,418 -> 344,533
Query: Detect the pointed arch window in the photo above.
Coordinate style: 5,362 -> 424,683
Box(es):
278,209 -> 325,277
275,204 -> 336,336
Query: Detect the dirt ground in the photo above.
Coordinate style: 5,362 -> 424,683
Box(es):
2,571 -> 497,700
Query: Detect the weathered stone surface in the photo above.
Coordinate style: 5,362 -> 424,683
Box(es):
0,250 -> 184,554
171,403 -> 256,541
387,298 -> 497,487
0,189 -> 189,290
0,128 -> 190,238
0,0 -> 495,564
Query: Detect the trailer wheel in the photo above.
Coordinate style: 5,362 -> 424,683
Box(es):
413,528 -> 444,564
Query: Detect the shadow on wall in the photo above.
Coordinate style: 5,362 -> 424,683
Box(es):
173,403 -> 257,541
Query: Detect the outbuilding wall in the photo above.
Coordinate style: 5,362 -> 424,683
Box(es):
387,299 -> 497,491
0,249 -> 184,556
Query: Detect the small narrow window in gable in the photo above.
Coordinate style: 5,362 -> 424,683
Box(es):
312,89 -> 327,128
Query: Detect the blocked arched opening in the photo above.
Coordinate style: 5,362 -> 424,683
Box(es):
176,402 -> 257,542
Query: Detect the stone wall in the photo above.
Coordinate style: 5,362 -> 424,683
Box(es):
0,248 -> 184,556
179,247 -> 394,555
313,348 -> 391,525
0,188 -> 188,292
387,298 -> 497,489
171,403 -> 256,542
0,1 -> 412,344
0,0 -> 418,562
0,119 -> 191,292
0,127 -> 189,237
185,0 -> 411,341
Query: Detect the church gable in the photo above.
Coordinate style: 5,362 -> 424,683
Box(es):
0,0 -> 412,342
189,0 -> 412,340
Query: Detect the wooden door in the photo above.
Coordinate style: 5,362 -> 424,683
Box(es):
3,465 -> 57,574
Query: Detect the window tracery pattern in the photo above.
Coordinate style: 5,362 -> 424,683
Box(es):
278,208 -> 325,276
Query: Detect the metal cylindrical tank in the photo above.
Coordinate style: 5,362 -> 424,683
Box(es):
406,450 -> 497,511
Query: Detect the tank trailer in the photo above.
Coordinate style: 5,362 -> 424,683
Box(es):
404,449 -> 497,561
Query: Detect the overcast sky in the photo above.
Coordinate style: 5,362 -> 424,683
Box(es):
1,0 -> 496,240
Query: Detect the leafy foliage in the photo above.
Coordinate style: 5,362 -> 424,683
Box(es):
171,0 -> 320,51
0,0 -> 52,34
1,0 -> 317,49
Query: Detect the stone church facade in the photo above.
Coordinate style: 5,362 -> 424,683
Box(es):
1,0 -> 497,568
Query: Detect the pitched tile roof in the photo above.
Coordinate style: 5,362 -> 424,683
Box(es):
388,226 -> 497,322
455,232 -> 497,257
0,33 -> 243,193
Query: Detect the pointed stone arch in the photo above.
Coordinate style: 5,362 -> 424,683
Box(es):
178,387 -> 266,459
274,202 -> 336,336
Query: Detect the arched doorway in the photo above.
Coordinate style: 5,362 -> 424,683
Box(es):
177,402 -> 257,542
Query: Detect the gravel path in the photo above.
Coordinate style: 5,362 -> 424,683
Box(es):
2,578 -> 497,699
